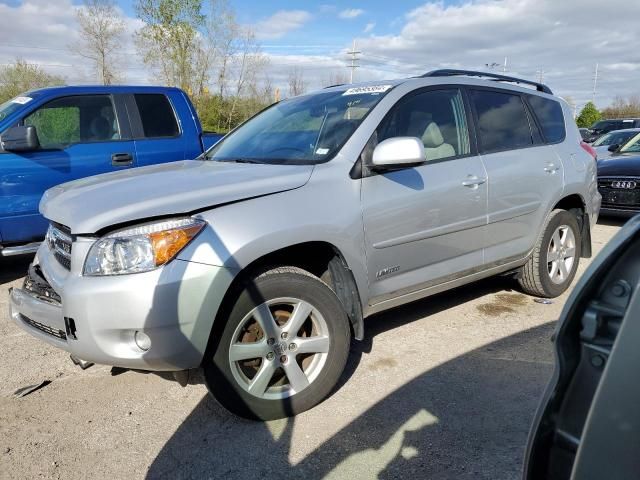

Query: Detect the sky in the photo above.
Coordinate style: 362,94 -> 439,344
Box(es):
0,0 -> 638,110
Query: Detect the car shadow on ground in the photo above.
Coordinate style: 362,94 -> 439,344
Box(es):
146,277 -> 554,480
0,255 -> 33,284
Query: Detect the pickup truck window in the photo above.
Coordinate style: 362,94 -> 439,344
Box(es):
23,95 -> 120,148
206,87 -> 393,164
134,94 -> 179,138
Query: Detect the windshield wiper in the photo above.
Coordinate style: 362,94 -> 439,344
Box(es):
217,158 -> 267,164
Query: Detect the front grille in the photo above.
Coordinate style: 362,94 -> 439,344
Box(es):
20,314 -> 67,341
598,177 -> 640,209
46,223 -> 72,271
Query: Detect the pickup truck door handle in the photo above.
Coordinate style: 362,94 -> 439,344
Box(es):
544,162 -> 560,174
462,175 -> 487,188
111,153 -> 133,167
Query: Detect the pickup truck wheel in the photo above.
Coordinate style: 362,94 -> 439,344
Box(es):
518,209 -> 582,298
204,267 -> 351,420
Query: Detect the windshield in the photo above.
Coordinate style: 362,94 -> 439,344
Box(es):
593,130 -> 636,147
206,85 -> 394,164
620,133 -> 640,153
590,120 -> 616,130
0,93 -> 38,121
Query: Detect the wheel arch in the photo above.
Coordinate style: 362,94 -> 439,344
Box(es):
208,241 -> 365,355
552,193 -> 592,258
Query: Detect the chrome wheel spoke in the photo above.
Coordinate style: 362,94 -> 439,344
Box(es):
230,341 -> 269,362
248,360 -> 277,396
564,247 -> 576,259
295,335 -> 330,354
547,250 -> 559,262
549,261 -> 559,280
558,259 -> 570,279
253,303 -> 280,339
284,301 -> 313,336
552,230 -> 562,249
283,360 -> 309,393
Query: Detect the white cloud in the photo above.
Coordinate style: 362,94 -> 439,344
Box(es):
351,0 -> 640,107
0,0 -> 146,84
339,8 -> 364,19
254,10 -> 312,40
363,22 -> 375,33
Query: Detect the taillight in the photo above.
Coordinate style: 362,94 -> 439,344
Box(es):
580,141 -> 597,161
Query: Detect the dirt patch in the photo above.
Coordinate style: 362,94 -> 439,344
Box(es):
368,357 -> 398,371
477,293 -> 529,317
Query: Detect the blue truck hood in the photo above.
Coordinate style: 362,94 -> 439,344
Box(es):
40,160 -> 313,234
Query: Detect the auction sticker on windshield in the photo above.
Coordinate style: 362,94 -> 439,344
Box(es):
11,96 -> 32,105
343,85 -> 393,96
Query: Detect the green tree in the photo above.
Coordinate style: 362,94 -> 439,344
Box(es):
0,59 -> 65,103
134,0 -> 206,92
576,101 -> 602,128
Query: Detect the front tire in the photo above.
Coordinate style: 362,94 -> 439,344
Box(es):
204,267 -> 351,420
518,209 -> 582,298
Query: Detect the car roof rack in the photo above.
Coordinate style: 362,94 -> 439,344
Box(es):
421,69 -> 553,95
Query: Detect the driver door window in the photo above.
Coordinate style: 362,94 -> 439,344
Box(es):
378,89 -> 471,162
23,95 -> 120,149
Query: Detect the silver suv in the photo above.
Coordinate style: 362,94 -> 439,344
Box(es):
10,70 -> 601,420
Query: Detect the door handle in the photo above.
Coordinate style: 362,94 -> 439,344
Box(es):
544,162 -> 560,174
462,175 -> 487,188
112,153 -> 133,167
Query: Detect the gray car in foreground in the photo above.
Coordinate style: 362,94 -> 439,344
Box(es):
10,70 -> 600,419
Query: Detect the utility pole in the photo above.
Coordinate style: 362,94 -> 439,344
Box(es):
592,63 -> 599,104
347,40 -> 361,83
536,69 -> 545,84
503,56 -> 508,73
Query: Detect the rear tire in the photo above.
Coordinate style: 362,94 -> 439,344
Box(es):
203,267 -> 351,420
518,209 -> 582,298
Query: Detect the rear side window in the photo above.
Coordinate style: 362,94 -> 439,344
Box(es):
528,96 -> 566,143
470,90 -> 533,153
134,94 -> 179,138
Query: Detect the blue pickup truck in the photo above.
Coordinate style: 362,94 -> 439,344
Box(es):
0,85 -> 222,256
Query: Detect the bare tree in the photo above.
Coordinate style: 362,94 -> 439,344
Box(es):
324,70 -> 349,88
134,0 -> 206,92
73,0 -> 125,85
602,95 -> 640,119
288,67 -> 307,97
225,27 -> 268,129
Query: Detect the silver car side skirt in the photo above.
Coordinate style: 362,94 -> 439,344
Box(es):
365,255 -> 529,317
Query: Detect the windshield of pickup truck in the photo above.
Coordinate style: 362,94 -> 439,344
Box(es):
0,93 -> 39,121
206,85 -> 394,164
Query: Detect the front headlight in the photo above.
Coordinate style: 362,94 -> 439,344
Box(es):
83,218 -> 205,276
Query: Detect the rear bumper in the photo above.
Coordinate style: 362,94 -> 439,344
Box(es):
10,244 -> 235,371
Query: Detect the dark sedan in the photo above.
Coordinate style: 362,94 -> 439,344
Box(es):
597,154 -> 640,215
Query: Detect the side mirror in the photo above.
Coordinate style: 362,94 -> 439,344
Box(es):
1,125 -> 40,152
371,137 -> 425,169
608,144 -> 620,152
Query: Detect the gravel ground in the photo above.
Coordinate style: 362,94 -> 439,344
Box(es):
0,218 -> 626,480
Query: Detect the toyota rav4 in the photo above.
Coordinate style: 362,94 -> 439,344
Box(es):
9,70 -> 601,420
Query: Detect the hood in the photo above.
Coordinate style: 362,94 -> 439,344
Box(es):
597,154 -> 640,178
40,160 -> 314,234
